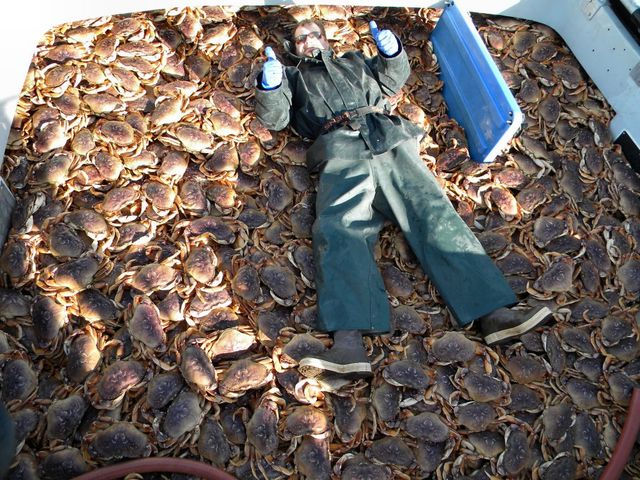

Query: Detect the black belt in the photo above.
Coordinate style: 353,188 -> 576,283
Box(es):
321,106 -> 384,134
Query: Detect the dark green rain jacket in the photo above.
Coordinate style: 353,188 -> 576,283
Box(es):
254,40 -> 424,171
253,39 -> 517,330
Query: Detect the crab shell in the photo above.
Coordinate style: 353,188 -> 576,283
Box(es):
88,422 -> 152,460
218,358 -> 273,398
179,345 -> 217,390
40,448 -> 89,479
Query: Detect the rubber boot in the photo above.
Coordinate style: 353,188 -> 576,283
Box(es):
298,330 -> 372,378
480,305 -> 552,345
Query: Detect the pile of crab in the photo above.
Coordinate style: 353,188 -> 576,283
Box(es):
0,5 -> 639,480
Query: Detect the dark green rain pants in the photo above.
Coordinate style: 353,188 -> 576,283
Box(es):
313,133 -> 517,333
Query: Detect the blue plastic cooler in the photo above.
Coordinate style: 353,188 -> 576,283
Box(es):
431,1 -> 523,163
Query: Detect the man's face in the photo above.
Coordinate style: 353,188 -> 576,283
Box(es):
293,23 -> 329,57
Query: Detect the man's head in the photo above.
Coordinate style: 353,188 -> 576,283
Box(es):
293,19 -> 329,57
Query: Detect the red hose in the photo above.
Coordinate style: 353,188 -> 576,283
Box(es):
600,388 -> 640,480
72,458 -> 237,480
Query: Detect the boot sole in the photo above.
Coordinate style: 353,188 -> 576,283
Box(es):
484,307 -> 552,346
316,374 -> 353,392
298,357 -> 372,378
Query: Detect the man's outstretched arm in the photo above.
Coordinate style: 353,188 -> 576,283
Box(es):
255,46 -> 292,131
366,20 -> 411,97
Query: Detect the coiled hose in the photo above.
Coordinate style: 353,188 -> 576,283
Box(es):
600,388 -> 640,480
72,457 -> 237,480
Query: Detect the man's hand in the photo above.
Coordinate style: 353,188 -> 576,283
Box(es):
369,20 -> 399,57
261,46 -> 283,89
